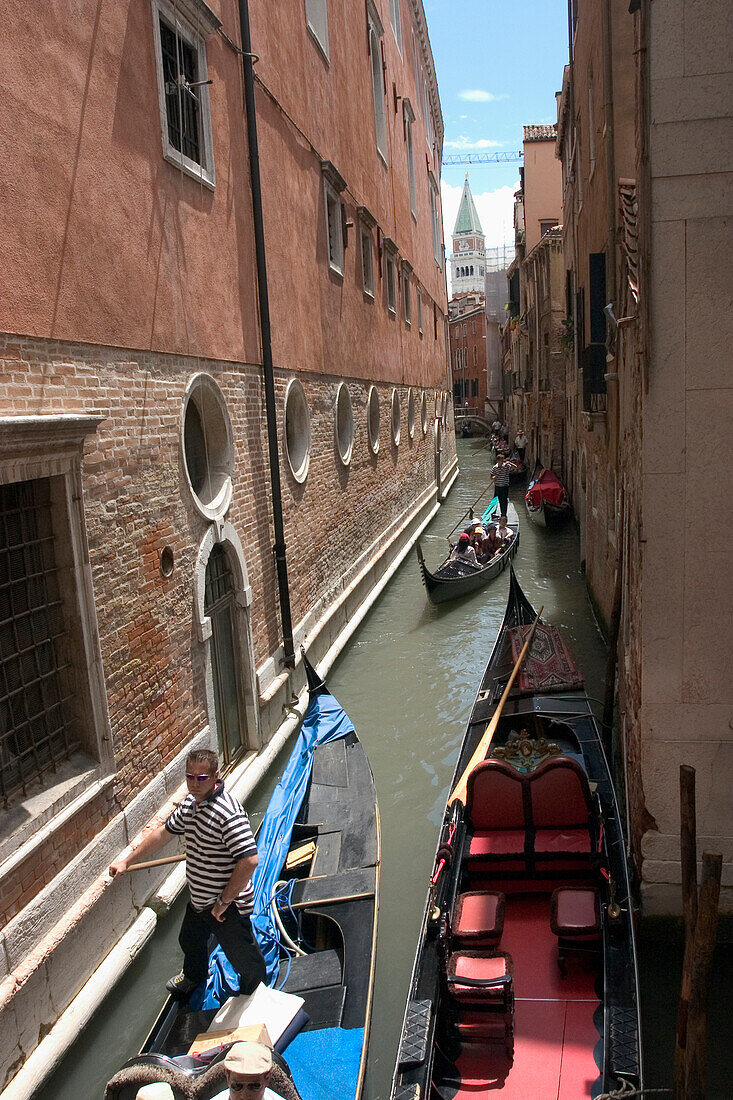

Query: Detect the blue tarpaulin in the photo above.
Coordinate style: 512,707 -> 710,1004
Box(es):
251,689 -> 355,985
481,495 -> 499,524
194,686 -> 355,1009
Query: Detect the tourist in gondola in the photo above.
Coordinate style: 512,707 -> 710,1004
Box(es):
491,452 -> 511,517
496,514 -> 513,541
212,1042 -> 280,1100
479,525 -> 500,561
449,532 -> 479,566
109,749 -> 266,999
135,1085 -> 175,1099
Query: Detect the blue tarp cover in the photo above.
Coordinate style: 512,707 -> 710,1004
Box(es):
251,690 -> 355,984
194,688 -> 355,1009
281,1026 -> 364,1100
481,495 -> 499,524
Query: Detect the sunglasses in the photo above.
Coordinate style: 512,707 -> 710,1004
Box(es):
185,772 -> 213,782
228,1083 -> 265,1093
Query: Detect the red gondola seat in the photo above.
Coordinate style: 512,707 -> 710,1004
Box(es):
445,950 -> 514,1053
464,756 -> 596,878
550,887 -> 602,976
453,890 -> 506,948
530,757 -> 596,871
465,761 -> 527,872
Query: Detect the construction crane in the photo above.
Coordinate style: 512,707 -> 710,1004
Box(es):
442,151 -> 523,165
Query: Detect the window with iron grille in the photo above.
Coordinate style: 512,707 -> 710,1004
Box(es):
160,20 -> 202,165
0,479 -> 78,803
152,0 -> 218,189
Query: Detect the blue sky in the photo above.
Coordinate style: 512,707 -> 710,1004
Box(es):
423,0 -> 569,270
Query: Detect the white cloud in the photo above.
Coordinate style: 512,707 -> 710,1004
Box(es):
459,89 -> 508,103
440,179 -> 517,297
444,136 -> 503,150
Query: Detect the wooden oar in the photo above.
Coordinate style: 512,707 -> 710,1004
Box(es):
448,606 -> 544,807
125,853 -> 186,872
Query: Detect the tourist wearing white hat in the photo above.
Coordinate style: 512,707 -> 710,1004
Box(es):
211,1041 -> 280,1099
135,1085 -> 175,1100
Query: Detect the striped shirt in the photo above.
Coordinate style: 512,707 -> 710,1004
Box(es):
492,462 -> 511,488
165,783 -> 257,915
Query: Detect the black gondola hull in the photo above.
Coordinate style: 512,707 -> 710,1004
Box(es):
390,568 -> 643,1099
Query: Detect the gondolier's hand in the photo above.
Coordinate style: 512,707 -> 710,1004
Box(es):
212,896 -> 230,922
109,856 -> 129,877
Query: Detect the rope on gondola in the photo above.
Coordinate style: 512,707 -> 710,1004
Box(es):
596,1086 -> 671,1098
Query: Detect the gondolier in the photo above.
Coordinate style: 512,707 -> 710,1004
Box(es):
110,749 -> 266,998
491,453 -> 511,517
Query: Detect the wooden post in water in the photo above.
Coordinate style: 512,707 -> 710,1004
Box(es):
684,852 -> 722,1098
673,765 -> 698,1098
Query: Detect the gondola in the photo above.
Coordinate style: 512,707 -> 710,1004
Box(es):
105,654 -> 380,1100
524,459 -> 572,526
391,567 -> 642,1100
416,502 -> 519,605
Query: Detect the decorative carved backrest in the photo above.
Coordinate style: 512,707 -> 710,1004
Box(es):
466,760 -> 525,831
529,757 -> 593,828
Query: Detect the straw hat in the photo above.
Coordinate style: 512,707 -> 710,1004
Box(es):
135,1085 -> 175,1100
224,1041 -> 273,1076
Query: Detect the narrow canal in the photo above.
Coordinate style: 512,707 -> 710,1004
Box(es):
43,439 -> 730,1098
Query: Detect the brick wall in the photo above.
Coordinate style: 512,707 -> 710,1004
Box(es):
0,333 -> 455,922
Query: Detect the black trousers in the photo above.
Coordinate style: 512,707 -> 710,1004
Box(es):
179,902 -> 266,994
496,485 -> 509,516
517,446 -> 526,462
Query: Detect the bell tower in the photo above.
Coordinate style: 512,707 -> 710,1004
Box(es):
450,175 -> 486,297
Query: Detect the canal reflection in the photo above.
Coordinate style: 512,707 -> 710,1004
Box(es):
45,440 -> 610,1099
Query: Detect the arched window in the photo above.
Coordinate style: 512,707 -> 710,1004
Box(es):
204,543 -> 248,764
470,265 -> 474,275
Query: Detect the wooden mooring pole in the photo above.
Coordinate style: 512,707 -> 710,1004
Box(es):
673,765 -> 723,1100
685,852 -> 722,1098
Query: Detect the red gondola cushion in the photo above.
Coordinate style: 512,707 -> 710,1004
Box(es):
468,829 -> 526,857
446,951 -> 513,1003
530,758 -> 593,828
534,828 -> 592,854
454,891 -> 505,946
466,762 -> 525,831
550,888 -> 601,937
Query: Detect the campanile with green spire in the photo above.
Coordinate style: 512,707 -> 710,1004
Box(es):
450,175 -> 486,298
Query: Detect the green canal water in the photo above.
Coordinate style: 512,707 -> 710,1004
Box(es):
43,439 -> 730,1098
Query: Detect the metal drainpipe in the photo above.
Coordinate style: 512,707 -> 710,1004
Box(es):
236,0 -> 295,668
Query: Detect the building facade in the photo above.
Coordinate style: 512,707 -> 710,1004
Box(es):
557,0 -> 733,915
449,296 -> 487,414
500,126 -> 564,467
0,0 -> 455,1090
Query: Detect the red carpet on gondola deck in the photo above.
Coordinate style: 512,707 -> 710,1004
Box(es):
437,895 -> 601,1097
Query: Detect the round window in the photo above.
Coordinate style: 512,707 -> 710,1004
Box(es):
391,389 -> 401,446
284,379 -> 311,483
367,386 -> 380,454
407,389 -> 416,440
335,382 -> 354,466
182,374 -> 234,520
421,391 -> 428,435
